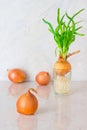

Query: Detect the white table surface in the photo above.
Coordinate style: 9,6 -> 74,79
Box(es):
0,81 -> 87,130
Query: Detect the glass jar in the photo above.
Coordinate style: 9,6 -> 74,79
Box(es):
53,69 -> 71,95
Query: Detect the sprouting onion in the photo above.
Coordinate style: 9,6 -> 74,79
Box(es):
42,8 -> 85,60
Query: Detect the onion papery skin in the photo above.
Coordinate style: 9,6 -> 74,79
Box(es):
54,57 -> 71,76
8,68 -> 26,83
35,71 -> 50,85
16,88 -> 38,115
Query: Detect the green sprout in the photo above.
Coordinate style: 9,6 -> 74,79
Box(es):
42,8 -> 85,60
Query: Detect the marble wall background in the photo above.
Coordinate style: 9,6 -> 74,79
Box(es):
0,0 -> 87,81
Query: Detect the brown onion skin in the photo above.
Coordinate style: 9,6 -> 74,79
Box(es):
8,68 -> 26,83
16,88 -> 38,115
54,57 -> 71,76
35,71 -> 51,85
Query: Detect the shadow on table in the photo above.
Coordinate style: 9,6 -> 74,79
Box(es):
8,83 -> 26,96
17,114 -> 38,130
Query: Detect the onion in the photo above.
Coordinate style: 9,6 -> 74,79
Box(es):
54,57 -> 71,76
16,88 -> 38,115
7,68 -> 26,83
35,71 -> 51,85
